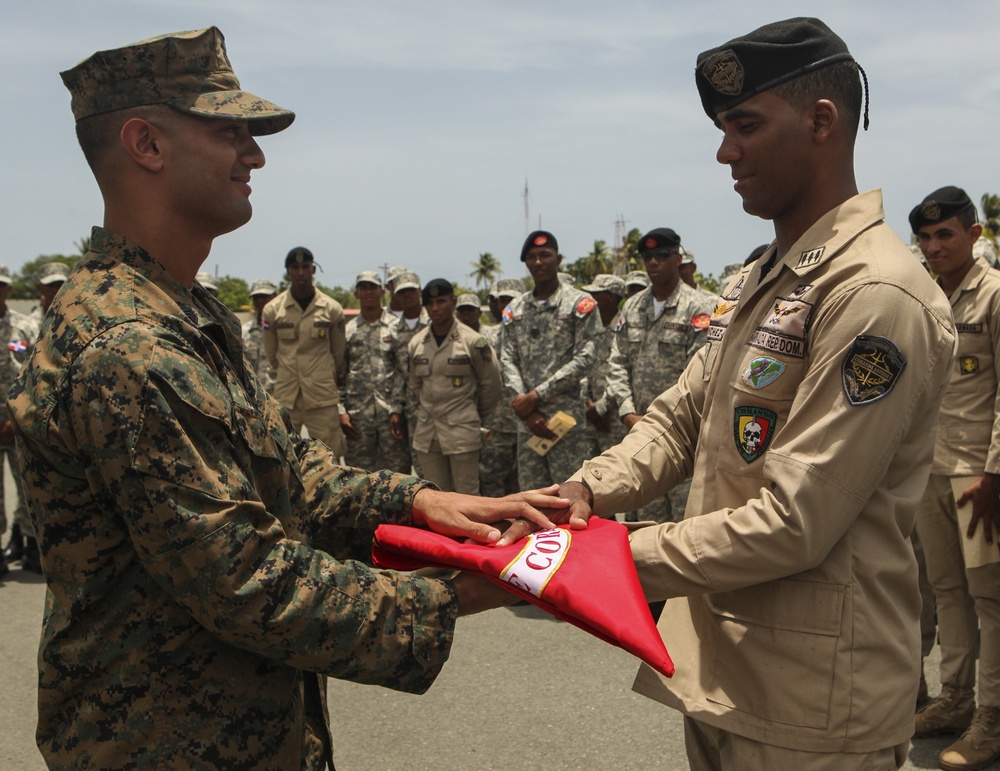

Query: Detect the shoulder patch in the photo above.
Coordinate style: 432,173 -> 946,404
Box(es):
576,296 -> 597,315
501,305 -> 514,325
474,337 -> 489,349
691,312 -> 711,330
842,335 -> 906,406
741,357 -> 785,389
613,315 -> 626,333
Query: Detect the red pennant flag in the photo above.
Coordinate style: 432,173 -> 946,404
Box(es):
372,518 -> 673,677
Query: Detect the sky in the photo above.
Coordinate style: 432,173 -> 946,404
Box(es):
2,1 -> 998,291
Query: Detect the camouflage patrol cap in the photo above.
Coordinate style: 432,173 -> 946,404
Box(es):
974,236 -> 999,269
194,271 -> 217,291
0,265 -> 11,285
490,277 -> 524,301
625,270 -> 650,289
249,278 -> 278,296
696,18 -> 855,122
456,293 -> 481,309
355,270 -> 383,288
908,186 -> 976,233
558,272 -> 576,286
582,274 -> 626,297
61,27 -> 294,136
394,271 -> 421,293
385,265 -> 409,287
37,262 -> 70,285
679,246 -> 695,266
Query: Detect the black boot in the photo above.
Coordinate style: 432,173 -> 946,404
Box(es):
4,522 -> 23,561
21,537 -> 42,574
0,549 -> 7,579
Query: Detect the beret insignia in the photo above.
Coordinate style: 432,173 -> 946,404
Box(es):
534,235 -> 548,247
702,50 -> 744,96
920,202 -> 941,222
644,238 -> 657,249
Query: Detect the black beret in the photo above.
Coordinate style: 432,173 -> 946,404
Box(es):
696,17 -> 854,121
908,186 -> 976,233
422,278 -> 454,305
521,230 -> 559,262
745,243 -> 770,266
638,228 -> 682,254
285,246 -> 314,267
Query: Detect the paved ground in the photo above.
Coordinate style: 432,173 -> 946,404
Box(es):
0,570 -> 972,770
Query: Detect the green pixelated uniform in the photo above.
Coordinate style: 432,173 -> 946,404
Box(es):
9,228 -> 458,769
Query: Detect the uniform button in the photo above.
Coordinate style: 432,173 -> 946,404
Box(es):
592,469 -> 602,480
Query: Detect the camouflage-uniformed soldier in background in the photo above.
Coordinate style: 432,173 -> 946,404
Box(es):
677,247 -> 719,301
625,270 -> 650,299
341,271 -> 408,472
0,264 -> 38,575
384,264 -> 410,317
605,228 -> 714,522
480,278 -> 524,496
263,246 -> 348,457
456,293 -> 483,331
30,262 -> 69,325
405,279 -> 501,494
580,274 -> 627,456
241,278 -> 277,394
195,271 -> 219,297
11,27 -> 556,768
501,230 -> 603,489
386,270 -> 429,472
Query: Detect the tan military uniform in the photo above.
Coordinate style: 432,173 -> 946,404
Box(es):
263,289 -> 347,456
407,321 -> 502,493
570,191 -> 957,753
915,255 -> 1000,707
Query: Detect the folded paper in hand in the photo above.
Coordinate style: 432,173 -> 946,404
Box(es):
372,517 -> 673,677
525,411 -> 576,456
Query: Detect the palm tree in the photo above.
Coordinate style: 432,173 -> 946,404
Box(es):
586,240 -> 611,280
469,252 -> 500,290
981,193 -> 1000,246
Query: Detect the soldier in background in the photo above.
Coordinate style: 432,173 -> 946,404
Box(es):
625,270 -> 650,299
386,271 -> 429,472
263,246 -> 347,457
580,274 -> 627,456
31,262 -> 69,325
384,265 -> 409,317
404,280 -> 501,493
501,230 -> 602,489
241,278 -> 277,394
480,278 -> 524,496
341,271 -> 407,472
677,247 -> 718,300
456,293 -> 483,331
195,271 -> 219,297
604,228 -> 714,522
0,265 -> 38,574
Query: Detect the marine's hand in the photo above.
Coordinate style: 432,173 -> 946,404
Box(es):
957,472 -> 1000,549
451,572 -> 518,616
412,486 -> 566,546
490,480 -> 595,545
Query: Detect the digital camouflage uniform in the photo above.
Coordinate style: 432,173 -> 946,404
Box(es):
240,317 -> 275,395
583,310 -> 628,457
0,306 -> 36,538
343,311 -> 407,472
8,228 -> 459,769
384,306 -> 430,474
479,323 -> 519,496
500,284 -> 603,489
605,282 -> 714,522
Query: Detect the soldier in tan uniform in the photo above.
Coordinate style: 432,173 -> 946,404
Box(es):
241,278 -> 277,394
263,246 -> 347,457
500,18 -> 959,770
405,279 -> 501,493
910,186 -> 1000,771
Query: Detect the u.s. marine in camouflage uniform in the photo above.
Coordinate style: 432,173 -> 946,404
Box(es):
341,271 -> 408,472
479,278 -> 524,496
604,228 -> 714,522
240,277 -> 277,394
12,27 -> 553,769
0,263 -> 37,574
501,231 -> 603,489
